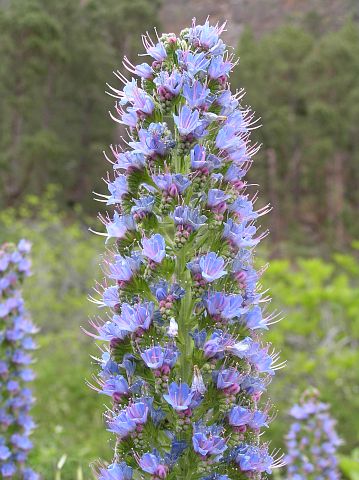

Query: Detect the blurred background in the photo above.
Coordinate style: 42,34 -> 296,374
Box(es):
0,0 -> 358,478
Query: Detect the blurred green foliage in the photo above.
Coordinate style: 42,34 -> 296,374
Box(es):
263,251 -> 359,453
339,449 -> 359,480
1,194 -> 358,477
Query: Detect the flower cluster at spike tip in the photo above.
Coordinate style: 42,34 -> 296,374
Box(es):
0,241 -> 39,480
88,18 -> 285,480
285,389 -> 342,480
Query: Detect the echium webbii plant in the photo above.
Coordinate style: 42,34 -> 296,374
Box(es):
285,389 -> 341,480
0,240 -> 39,480
87,18 -> 286,480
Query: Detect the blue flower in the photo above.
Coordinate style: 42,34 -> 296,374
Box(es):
176,50 -> 210,77
86,318 -> 126,343
99,375 -> 129,401
188,19 -> 226,54
131,195 -> 155,216
203,330 -> 233,359
106,175 -> 128,205
123,58 -> 153,80
249,410 -> 268,429
131,88 -> 154,117
106,253 -> 141,283
207,189 -> 230,213
100,286 -> 120,308
11,433 -> 33,451
140,345 -> 179,372
154,71 -> 183,100
1,462 -> 16,477
234,443 -> 274,474
98,462 -> 133,480
190,329 -> 207,348
226,110 -> 250,134
163,382 -> 194,412
113,150 -> 145,172
223,219 -> 259,249
183,80 -> 212,109
100,212 -> 136,243
245,306 -> 270,330
192,431 -> 227,457
107,410 -> 136,438
224,164 -> 246,188
130,123 -> 173,158
192,423 -> 227,458
229,196 -> 258,221
204,291 -> 245,321
153,173 -> 190,196
208,56 -> 232,80
126,401 -> 149,424
172,205 -> 207,231
138,451 -> 168,477
215,367 -> 242,394
115,302 -> 154,335
150,280 -> 185,302
198,252 -> 227,282
141,346 -> 165,369
215,125 -> 241,152
228,406 -> 253,428
173,105 -> 202,138
23,467 -> 40,480
142,34 -> 167,62
142,234 -> 166,264
0,445 -> 10,461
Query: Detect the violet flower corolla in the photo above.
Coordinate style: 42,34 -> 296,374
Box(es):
0,241 -> 39,479
87,19 -> 285,479
285,389 -> 341,480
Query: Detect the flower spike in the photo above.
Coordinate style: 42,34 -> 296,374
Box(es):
87,19 -> 284,480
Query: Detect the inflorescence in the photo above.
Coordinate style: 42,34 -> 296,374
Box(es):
87,18 -> 285,480
0,240 -> 39,479
286,389 -> 341,480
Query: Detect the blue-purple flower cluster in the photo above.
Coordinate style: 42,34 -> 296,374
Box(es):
285,389 -> 341,480
89,18 -> 284,479
0,240 -> 39,479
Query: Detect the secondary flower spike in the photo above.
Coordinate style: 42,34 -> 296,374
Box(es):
88,17 -> 285,479
0,241 -> 39,480
285,389 -> 341,479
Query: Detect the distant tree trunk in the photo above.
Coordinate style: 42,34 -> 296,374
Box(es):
4,99 -> 23,204
69,100 -> 93,205
267,148 -> 282,248
326,151 -> 346,247
42,66 -> 54,129
288,147 -> 301,219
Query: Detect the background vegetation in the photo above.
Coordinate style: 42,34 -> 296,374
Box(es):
0,0 -> 358,478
